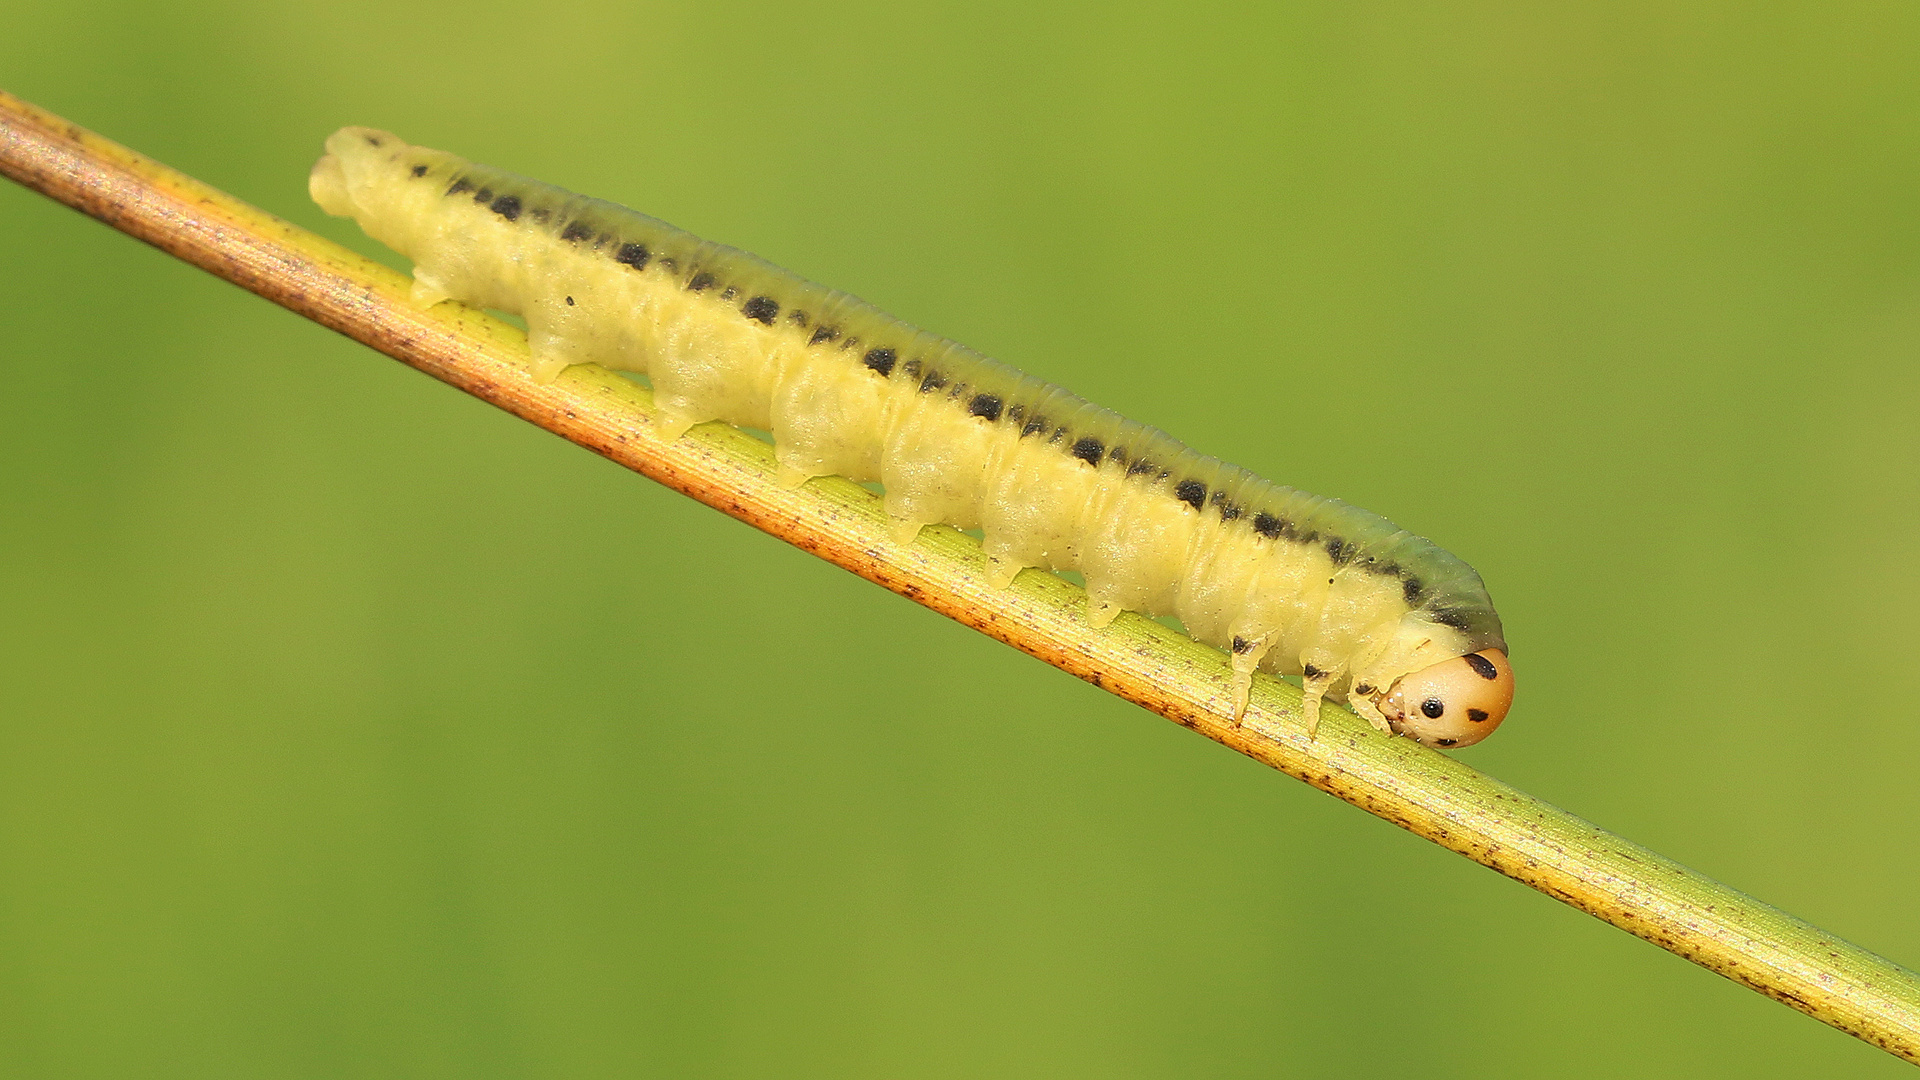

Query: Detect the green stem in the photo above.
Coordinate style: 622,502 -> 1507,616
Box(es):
4,88 -> 1916,1064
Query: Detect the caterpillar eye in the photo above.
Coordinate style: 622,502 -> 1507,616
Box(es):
1376,649 -> 1514,749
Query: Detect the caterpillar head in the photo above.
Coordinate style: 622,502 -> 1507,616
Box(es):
1374,650 -> 1513,748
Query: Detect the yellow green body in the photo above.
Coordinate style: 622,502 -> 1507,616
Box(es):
310,127 -> 1504,727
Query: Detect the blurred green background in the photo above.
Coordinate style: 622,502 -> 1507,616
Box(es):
3,1 -> 1918,1076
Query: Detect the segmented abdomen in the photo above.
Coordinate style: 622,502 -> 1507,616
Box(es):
310,128 -> 1504,710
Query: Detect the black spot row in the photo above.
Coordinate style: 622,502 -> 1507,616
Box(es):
446,181 -> 1474,621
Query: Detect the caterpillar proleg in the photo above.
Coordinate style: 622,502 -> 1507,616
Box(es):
311,127 -> 1515,747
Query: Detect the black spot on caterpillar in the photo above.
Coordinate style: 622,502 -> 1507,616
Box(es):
1325,536 -> 1352,565
615,242 -> 650,271
742,295 -> 779,324
309,127 -> 1516,748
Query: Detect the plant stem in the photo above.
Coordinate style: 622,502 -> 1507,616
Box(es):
4,88 -> 1917,1064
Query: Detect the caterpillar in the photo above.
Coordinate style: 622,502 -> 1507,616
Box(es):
310,127 -> 1515,748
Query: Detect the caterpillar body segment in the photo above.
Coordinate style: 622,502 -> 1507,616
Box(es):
311,127 -> 1515,747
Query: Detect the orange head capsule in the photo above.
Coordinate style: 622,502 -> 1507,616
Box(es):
1375,650 -> 1514,749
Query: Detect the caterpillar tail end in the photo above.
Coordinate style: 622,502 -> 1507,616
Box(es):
307,150 -> 353,218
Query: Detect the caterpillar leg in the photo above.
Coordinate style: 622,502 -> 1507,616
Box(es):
984,556 -> 1025,590
1300,686 -> 1328,739
407,269 -> 452,309
774,463 -> 815,490
527,322 -> 594,384
1086,600 -> 1123,630
1346,688 -> 1395,735
653,409 -> 701,442
527,353 -> 572,384
889,518 -> 928,546
1228,632 -> 1275,722
1084,576 -> 1136,630
1299,663 -> 1342,739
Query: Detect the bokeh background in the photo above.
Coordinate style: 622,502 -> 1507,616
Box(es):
4,2 -> 1918,1076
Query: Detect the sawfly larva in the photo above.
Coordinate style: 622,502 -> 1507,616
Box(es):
310,127 -> 1514,748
